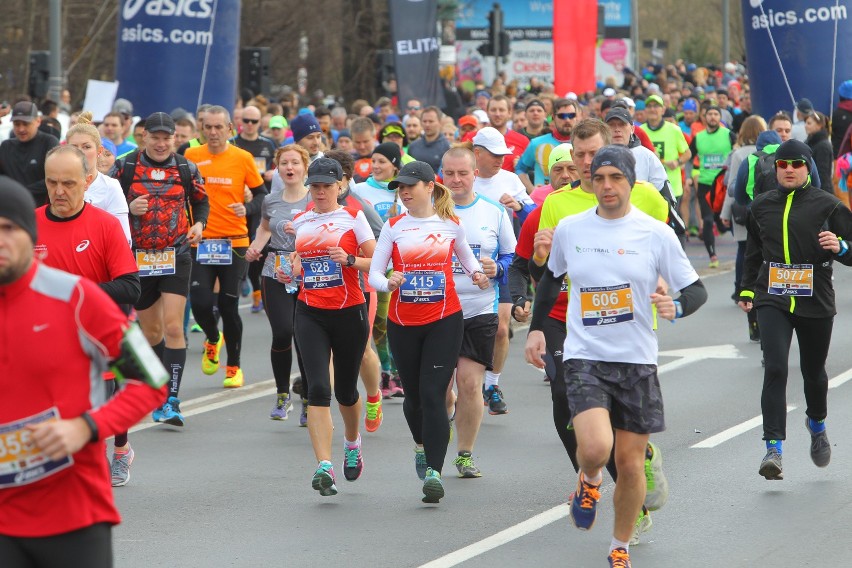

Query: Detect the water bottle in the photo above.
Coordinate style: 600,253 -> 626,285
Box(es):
278,253 -> 299,294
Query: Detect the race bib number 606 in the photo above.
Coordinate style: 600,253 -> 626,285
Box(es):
580,284 -> 634,326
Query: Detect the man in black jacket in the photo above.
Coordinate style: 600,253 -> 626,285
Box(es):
738,139 -> 852,481
0,102 -> 59,206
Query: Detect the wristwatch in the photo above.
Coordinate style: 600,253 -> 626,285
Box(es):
345,254 -> 356,267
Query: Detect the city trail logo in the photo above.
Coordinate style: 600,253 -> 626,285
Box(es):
575,246 -> 610,254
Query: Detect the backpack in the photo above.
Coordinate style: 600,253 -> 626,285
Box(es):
835,152 -> 852,207
751,150 -> 778,198
707,167 -> 728,215
118,150 -> 196,221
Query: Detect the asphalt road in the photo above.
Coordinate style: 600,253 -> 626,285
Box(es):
112,233 -> 852,567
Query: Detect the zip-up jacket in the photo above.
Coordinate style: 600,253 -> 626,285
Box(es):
741,176 -> 852,317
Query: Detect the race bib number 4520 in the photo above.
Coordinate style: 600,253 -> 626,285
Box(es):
136,248 -> 175,277
580,284 -> 634,326
0,408 -> 73,489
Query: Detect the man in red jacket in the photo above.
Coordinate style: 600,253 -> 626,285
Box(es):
0,176 -> 167,567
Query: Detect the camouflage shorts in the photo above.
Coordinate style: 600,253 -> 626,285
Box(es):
564,358 -> 665,434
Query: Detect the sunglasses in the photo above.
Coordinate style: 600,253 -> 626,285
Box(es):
242,118 -> 259,124
555,112 -> 577,120
775,159 -> 807,169
408,106 -> 421,111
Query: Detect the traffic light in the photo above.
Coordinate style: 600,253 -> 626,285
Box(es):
240,47 -> 270,97
28,51 -> 49,100
478,4 -> 509,58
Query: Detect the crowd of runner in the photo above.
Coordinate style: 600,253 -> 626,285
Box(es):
3,58 -> 852,567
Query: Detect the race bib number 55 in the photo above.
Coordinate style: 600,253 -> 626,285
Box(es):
0,408 -> 73,488
580,284 -> 634,326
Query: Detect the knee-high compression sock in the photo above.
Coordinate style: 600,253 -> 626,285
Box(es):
164,347 -> 186,399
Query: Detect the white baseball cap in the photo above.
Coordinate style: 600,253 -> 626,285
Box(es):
472,109 -> 489,124
565,91 -> 578,100
620,97 -> 635,108
603,87 -> 616,97
472,127 -> 512,156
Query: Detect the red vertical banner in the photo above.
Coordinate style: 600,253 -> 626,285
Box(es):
553,0 -> 598,96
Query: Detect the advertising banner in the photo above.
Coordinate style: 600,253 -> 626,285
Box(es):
390,0 -> 446,109
554,0 -> 598,95
741,0 -> 852,117
115,0 -> 240,117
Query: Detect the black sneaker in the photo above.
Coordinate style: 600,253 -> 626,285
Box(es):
749,321 -> 761,342
806,418 -> 831,467
759,447 -> 783,480
483,385 -> 508,415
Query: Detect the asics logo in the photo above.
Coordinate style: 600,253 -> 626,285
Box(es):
123,0 -> 213,20
76,240 -> 91,252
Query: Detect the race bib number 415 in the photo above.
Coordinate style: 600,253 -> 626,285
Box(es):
580,284 -> 634,326
0,408 -> 73,489
400,271 -> 446,303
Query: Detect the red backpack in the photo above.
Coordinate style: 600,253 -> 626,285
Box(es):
707,167 -> 728,214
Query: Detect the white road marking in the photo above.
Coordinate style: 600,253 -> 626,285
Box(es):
418,504 -> 569,568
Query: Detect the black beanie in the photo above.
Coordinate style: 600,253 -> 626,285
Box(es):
372,142 -> 402,169
775,139 -> 813,166
0,176 -> 37,243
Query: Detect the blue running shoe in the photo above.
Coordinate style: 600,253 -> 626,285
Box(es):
270,394 -> 293,420
153,397 -> 184,427
414,446 -> 428,480
311,461 -> 337,496
483,385 -> 508,415
422,468 -> 444,503
569,473 -> 601,530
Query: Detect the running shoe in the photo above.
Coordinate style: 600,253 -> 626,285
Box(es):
422,468 -> 444,503
380,372 -> 393,399
201,333 -> 224,375
484,385 -> 508,415
251,290 -> 263,313
453,452 -> 482,478
110,446 -> 135,487
299,402 -> 308,427
312,461 -> 337,496
291,376 -> 304,396
414,446 -> 428,480
644,442 -> 669,511
223,366 -> 244,388
190,323 -> 203,333
270,394 -> 293,420
708,256 -> 720,268
390,373 -> 405,397
240,277 -> 251,297
608,547 -> 632,568
806,418 -> 831,467
630,506 -> 653,546
749,320 -> 761,342
568,473 -> 601,530
365,398 -> 383,432
759,447 -> 783,480
152,397 -> 184,427
343,440 -> 364,481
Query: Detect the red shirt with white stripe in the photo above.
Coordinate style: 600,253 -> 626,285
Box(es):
369,213 -> 482,326
293,206 -> 374,309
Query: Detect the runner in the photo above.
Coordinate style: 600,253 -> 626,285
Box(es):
246,145 -> 310,421
352,142 -> 407,398
443,146 -> 516,478
111,112 -> 209,427
66,112 -> 131,245
185,106 -> 266,388
0,176 -> 168,568
284,157 -> 376,496
737,139 -> 852,481
470,128 -> 536,415
369,161 -> 489,503
525,145 -> 707,567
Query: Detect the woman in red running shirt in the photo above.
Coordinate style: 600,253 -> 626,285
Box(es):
369,161 -> 488,504
282,157 -> 376,497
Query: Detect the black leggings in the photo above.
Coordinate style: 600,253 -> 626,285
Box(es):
758,306 -> 833,440
388,312 -> 464,474
0,523 -> 112,568
543,316 -> 618,481
295,301 -> 369,408
248,258 -> 263,293
261,276 -> 307,395
696,183 -> 716,258
190,248 -> 247,368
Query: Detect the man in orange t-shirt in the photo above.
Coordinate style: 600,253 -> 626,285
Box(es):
185,106 -> 265,389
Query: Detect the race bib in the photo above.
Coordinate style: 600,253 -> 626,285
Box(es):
451,245 -> 481,274
768,262 -> 813,296
703,153 -> 724,169
580,284 -> 634,326
303,256 -> 343,289
560,276 -> 569,293
136,248 -> 176,277
0,408 -> 73,489
196,239 -> 232,265
400,271 -> 446,303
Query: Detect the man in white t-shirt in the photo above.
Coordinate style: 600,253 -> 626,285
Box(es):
524,145 -> 707,568
471,127 -> 536,414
